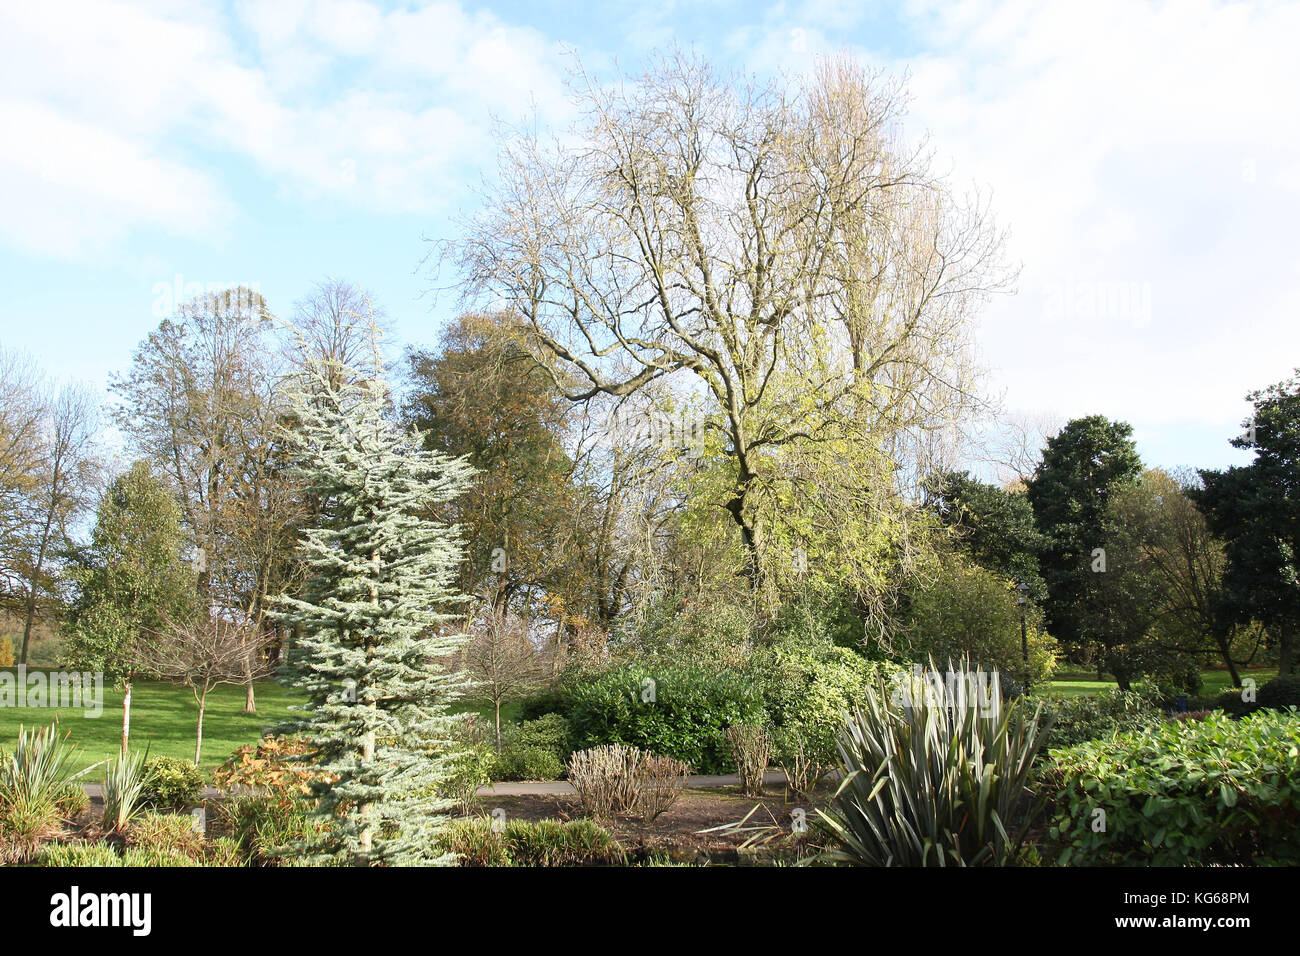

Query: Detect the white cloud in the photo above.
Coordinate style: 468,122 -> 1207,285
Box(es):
0,0 -> 572,261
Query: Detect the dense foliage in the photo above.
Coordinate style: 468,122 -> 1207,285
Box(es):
1041,710 -> 1300,865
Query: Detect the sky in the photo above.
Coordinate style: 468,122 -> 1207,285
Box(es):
2,0 -> 1298,475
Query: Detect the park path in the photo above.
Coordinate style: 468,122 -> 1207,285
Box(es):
80,771 -> 791,800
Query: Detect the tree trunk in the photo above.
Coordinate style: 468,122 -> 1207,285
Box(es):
194,689 -> 207,765
1279,624 -> 1295,676
121,680 -> 132,754
495,699 -> 503,751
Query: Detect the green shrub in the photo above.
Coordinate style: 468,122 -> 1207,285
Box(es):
215,794 -> 321,866
120,846 -> 202,867
102,749 -> 149,832
749,641 -> 903,766
817,662 -> 1051,866
1036,689 -> 1163,752
39,842 -> 122,867
1041,710 -> 1300,866
141,757 -> 205,811
504,713 -> 571,760
0,724 -> 79,863
205,836 -> 245,867
126,810 -> 205,860
492,746 -> 565,782
1258,675 -> 1300,712
1211,688 -> 1258,718
435,817 -> 623,866
564,662 -> 764,773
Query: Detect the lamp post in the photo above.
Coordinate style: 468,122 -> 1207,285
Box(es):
1016,582 -> 1030,697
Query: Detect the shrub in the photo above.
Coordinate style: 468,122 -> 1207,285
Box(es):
212,735 -> 329,807
749,641 -> 903,767
901,555 -> 1058,686
0,639 -> 13,667
0,724 -> 79,863
1258,675 -> 1300,712
141,756 -> 206,812
566,744 -> 643,818
1210,688 -> 1258,718
102,749 -> 149,833
1036,689 -> 1163,752
215,794 -> 326,866
1041,710 -> 1300,866
126,810 -> 205,861
492,746 -> 565,782
771,725 -> 829,797
120,846 -> 202,867
39,842 -> 122,867
564,662 -> 765,773
635,755 -> 689,822
817,662 -> 1050,866
726,725 -> 770,797
504,713 -> 571,761
435,817 -> 623,866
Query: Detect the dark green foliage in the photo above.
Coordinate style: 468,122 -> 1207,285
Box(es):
435,817 -> 624,866
1041,710 -> 1300,865
492,747 -> 565,782
141,756 -> 206,811
1036,690 -> 1163,753
923,471 -> 1046,602
1195,373 -> 1300,675
1026,416 -> 1143,652
817,663 -> 1051,866
491,713 -> 571,780
1258,675 -> 1300,711
563,662 -> 765,773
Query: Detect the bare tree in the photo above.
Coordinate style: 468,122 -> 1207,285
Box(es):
0,348 -> 47,606
145,616 -> 275,764
463,604 -> 550,749
448,52 -> 1011,598
17,383 -> 103,663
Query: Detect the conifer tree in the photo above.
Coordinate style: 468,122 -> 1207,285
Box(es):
272,331 -> 476,866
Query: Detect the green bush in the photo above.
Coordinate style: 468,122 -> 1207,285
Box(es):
1036,689 -> 1163,753
0,724 -> 80,864
126,810 -> 205,860
1210,688 -> 1258,718
141,757 -> 205,811
492,746 -> 565,782
504,713 -> 571,760
215,794 -> 323,866
563,662 -> 764,773
749,640 -> 903,766
1258,675 -> 1300,712
39,842 -> 122,867
1041,709 -> 1300,866
435,817 -> 623,866
817,662 -> 1051,866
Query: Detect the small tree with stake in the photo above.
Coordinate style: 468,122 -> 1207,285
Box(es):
145,617 -> 274,764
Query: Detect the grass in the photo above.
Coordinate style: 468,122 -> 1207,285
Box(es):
0,673 -> 300,773
1042,667 -> 1278,699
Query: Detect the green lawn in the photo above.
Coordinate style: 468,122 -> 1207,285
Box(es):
1042,667 -> 1278,699
0,673 -> 301,773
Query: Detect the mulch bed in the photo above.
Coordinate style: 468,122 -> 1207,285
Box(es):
473,785 -> 831,864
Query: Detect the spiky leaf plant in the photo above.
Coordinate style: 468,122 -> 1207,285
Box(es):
816,660 -> 1050,866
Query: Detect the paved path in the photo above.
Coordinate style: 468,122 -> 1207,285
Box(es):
476,771 -> 789,797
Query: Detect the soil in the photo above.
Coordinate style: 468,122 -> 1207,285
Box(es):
473,784 -> 831,864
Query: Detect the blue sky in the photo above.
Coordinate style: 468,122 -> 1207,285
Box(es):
2,0 -> 1298,475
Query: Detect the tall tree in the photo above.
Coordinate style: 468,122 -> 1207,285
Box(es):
272,327 -> 477,866
0,348 -> 47,609
923,470 -> 1046,602
450,53 -> 1010,601
63,462 -> 197,753
111,287 -> 294,712
1026,415 -> 1142,661
1195,373 -> 1300,676
15,383 -> 103,663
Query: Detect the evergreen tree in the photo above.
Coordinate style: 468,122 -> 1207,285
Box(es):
1194,372 -> 1300,675
272,342 -> 476,866
64,461 -> 197,753
1026,416 -> 1142,659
